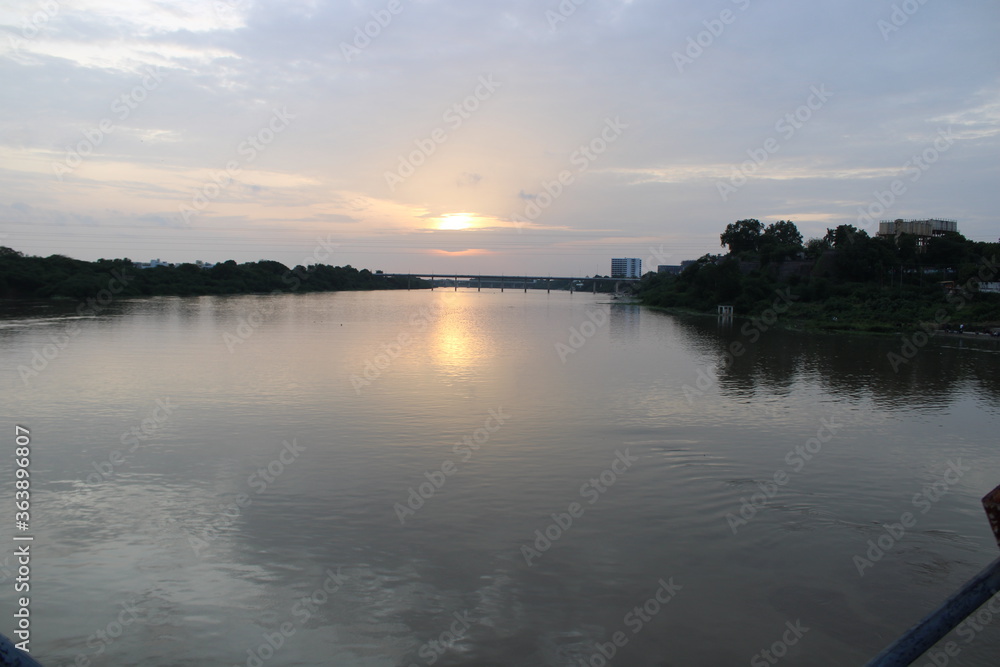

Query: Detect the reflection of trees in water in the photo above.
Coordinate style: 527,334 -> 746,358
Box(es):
667,315 -> 1000,407
608,303 -> 641,337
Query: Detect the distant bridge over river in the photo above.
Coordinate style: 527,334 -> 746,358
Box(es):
376,273 -> 640,293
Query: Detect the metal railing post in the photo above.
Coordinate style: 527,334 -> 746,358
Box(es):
866,484 -> 1000,666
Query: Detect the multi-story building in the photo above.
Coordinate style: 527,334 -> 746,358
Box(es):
876,219 -> 959,249
611,258 -> 642,278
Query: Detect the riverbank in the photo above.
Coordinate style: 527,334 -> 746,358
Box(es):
638,275 -> 1000,335
0,248 -> 428,300
643,303 -> 1000,342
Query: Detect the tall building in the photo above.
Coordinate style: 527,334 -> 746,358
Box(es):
611,258 -> 641,278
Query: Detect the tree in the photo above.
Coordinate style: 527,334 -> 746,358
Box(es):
829,230 -> 895,282
804,238 -> 831,259
762,220 -> 803,248
209,260 -> 240,280
824,225 -> 865,249
760,220 -> 804,262
925,233 -> 970,268
720,219 -> 764,254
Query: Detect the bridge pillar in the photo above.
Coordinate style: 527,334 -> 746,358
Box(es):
431,274 -> 434,290
546,278 -> 550,294
407,275 -> 410,290
455,275 -> 457,292
593,280 -> 597,294
524,276 -> 528,293
501,275 -> 504,292
478,275 -> 481,292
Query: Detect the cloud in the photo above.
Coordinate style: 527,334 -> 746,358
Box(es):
456,172 -> 482,187
430,248 -> 493,256
0,0 -> 997,274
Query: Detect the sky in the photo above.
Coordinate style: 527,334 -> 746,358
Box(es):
0,0 -> 998,276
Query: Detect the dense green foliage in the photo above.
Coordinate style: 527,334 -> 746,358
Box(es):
0,247 -> 424,300
638,221 -> 1000,330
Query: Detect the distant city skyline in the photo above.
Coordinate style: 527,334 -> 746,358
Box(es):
1,1 -> 997,276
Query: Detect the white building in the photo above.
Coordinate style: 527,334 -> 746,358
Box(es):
135,258 -> 173,269
611,258 -> 641,278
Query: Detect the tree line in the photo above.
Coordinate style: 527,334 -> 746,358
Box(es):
0,247 -> 424,300
637,220 -> 1000,330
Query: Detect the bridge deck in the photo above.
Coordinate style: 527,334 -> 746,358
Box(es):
377,274 -> 640,281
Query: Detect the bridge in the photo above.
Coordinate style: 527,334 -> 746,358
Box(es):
375,273 -> 641,293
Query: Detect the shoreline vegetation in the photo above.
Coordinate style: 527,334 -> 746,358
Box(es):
643,305 -> 1000,347
0,247 -> 430,300
633,220 -> 1000,334
2,217 -> 999,337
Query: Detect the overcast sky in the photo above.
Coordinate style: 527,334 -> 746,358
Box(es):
1,0 -> 997,275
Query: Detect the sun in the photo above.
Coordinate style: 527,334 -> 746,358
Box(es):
435,213 -> 477,231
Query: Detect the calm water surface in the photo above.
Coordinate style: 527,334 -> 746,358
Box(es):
1,290 -> 998,666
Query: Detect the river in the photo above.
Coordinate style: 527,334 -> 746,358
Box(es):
1,289 -> 998,666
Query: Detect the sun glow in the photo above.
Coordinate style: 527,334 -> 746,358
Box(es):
435,213 -> 478,231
